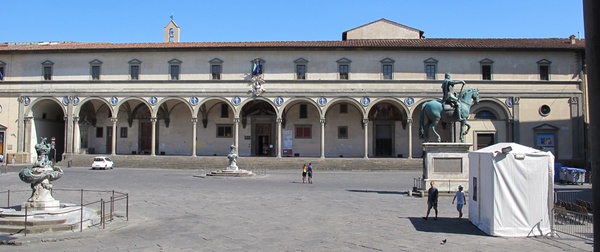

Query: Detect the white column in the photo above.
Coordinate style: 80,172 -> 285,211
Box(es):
73,117 -> 80,154
363,119 -> 369,159
233,118 -> 240,153
320,119 -> 326,158
407,118 -> 413,159
111,118 -> 117,155
276,118 -> 282,158
191,118 -> 198,157
151,118 -> 157,156
65,98 -> 74,154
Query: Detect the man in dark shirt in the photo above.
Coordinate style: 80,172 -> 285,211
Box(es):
423,181 -> 439,220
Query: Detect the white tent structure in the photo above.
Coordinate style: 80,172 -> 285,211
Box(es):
468,142 -> 554,237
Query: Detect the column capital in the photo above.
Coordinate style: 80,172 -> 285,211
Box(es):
111,118 -> 118,123
362,119 -> 369,125
276,118 -> 283,124
406,118 -> 413,124
150,118 -> 158,123
233,117 -> 240,123
73,116 -> 80,123
320,118 -> 326,124
191,118 -> 198,123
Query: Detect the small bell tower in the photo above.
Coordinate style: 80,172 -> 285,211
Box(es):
164,15 -> 180,43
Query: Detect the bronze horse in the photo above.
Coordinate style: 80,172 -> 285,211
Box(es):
419,88 -> 480,142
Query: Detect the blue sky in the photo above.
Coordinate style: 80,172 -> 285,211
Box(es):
2,0 -> 585,43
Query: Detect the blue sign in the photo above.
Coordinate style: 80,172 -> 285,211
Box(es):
506,97 -> 514,107
318,97 -> 327,106
361,97 -> 370,106
110,97 -> 118,106
232,96 -> 241,106
405,97 -> 414,106
190,96 -> 199,106
62,97 -> 69,106
149,96 -> 158,105
275,96 -> 284,106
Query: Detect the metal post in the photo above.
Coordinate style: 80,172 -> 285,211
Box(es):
7,190 -> 10,208
101,199 -> 105,229
111,190 -> 115,221
24,206 -> 27,236
80,189 -> 84,232
126,193 -> 129,221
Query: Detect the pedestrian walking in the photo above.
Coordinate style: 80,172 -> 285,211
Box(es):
307,162 -> 313,184
423,181 -> 438,220
452,185 -> 466,219
302,164 -> 308,184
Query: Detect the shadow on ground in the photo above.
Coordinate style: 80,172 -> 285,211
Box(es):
406,217 -> 488,236
346,189 -> 406,195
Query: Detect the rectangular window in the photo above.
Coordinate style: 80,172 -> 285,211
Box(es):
338,126 -> 348,139
476,133 -> 494,150
130,65 -> 140,80
296,65 -> 306,80
339,65 -> 349,80
0,66 -> 4,80
120,127 -> 128,138
482,65 -> 492,80
211,65 -> 221,80
299,104 -> 307,118
382,64 -> 393,80
539,65 -> 549,80
91,65 -> 101,80
340,104 -> 348,114
96,127 -> 103,138
220,104 -> 229,118
295,125 -> 312,139
217,125 -> 233,138
170,65 -> 180,80
426,64 -> 436,80
43,66 -> 52,80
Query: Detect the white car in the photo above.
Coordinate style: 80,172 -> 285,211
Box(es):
92,157 -> 114,170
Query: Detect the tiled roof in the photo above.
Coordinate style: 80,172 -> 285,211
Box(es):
0,38 -> 585,52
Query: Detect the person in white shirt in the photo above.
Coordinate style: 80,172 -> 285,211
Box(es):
452,185 -> 466,219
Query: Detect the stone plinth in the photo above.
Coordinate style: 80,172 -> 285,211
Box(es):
204,169 -> 255,177
422,142 -> 472,192
21,199 -> 60,210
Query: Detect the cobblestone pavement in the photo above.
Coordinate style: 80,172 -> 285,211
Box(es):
0,167 -> 593,251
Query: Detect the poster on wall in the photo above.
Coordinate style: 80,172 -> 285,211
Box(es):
283,130 -> 293,156
536,133 -> 555,154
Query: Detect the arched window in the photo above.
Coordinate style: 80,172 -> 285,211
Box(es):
475,110 -> 497,120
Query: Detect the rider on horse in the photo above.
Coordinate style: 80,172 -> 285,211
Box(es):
441,73 -> 466,121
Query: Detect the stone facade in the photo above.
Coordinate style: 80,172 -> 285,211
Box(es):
0,19 -> 587,166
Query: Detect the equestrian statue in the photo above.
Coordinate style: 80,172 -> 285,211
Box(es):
419,73 -> 480,142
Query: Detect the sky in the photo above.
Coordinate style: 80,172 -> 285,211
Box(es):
1,0 -> 585,44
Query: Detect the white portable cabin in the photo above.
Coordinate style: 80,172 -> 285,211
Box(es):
468,142 -> 554,237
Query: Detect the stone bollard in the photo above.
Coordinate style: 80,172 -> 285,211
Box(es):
419,190 -> 425,197
407,190 -> 412,197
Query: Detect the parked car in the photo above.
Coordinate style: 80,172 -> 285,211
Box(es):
92,157 -> 114,170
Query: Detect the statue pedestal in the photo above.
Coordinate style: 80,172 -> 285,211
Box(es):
422,142 -> 472,192
22,200 -> 60,210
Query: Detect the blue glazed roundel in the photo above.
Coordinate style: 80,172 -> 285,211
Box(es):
62,97 -> 69,106
405,97 -> 414,106
275,96 -> 284,106
73,96 -> 80,106
232,96 -> 241,106
110,97 -> 118,106
361,97 -> 370,106
505,97 -> 514,107
190,96 -> 199,106
318,97 -> 327,106
149,96 -> 158,105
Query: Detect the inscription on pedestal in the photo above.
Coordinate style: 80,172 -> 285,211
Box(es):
433,158 -> 463,173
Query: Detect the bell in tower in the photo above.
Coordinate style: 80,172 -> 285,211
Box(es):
164,15 -> 180,43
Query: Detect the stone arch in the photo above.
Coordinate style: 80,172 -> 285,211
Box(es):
471,98 -> 511,120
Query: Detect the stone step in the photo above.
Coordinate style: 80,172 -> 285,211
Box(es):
0,217 -> 67,226
59,154 -> 423,171
0,223 -> 77,234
